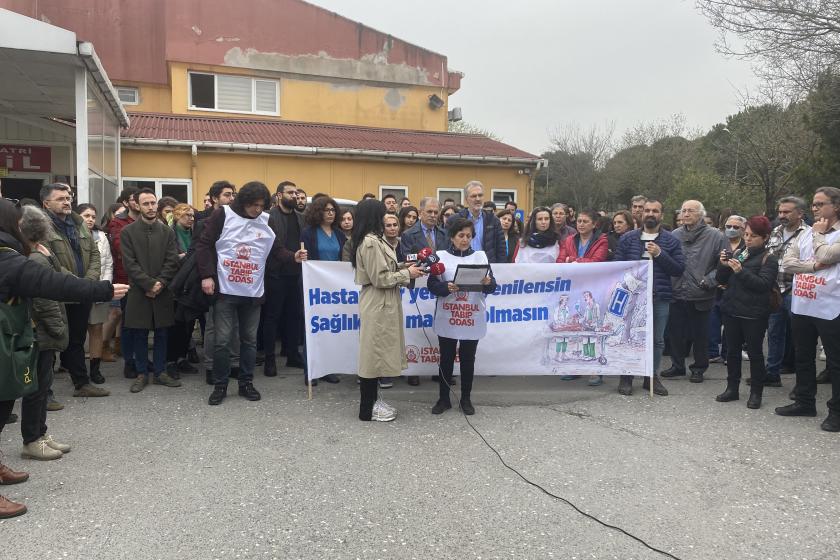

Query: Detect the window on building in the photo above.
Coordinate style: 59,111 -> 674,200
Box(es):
491,189 -> 517,208
116,87 -> 139,105
437,188 -> 463,206
379,185 -> 408,201
188,72 -> 279,115
123,178 -> 192,205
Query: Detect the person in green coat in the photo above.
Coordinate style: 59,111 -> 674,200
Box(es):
120,189 -> 181,393
40,183 -> 104,397
18,206 -> 72,461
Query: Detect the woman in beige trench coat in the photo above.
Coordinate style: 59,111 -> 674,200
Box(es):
350,200 -> 424,422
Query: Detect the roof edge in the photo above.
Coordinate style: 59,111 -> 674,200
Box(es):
122,137 -> 542,165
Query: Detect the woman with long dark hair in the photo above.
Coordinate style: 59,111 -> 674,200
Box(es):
496,208 -> 520,263
514,207 -> 559,263
398,205 -> 419,234
0,199 -> 127,518
350,200 -> 424,421
76,203 -> 113,384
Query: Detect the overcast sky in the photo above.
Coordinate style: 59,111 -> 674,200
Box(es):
312,0 -> 761,155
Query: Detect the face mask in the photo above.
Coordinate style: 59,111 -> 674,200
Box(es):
724,228 -> 741,239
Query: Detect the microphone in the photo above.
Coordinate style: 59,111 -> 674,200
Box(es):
428,262 -> 445,276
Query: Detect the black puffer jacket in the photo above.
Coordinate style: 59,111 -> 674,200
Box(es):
0,232 -> 113,304
716,246 -> 778,320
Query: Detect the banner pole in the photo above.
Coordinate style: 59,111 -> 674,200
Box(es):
650,375 -> 654,397
301,241 -> 313,401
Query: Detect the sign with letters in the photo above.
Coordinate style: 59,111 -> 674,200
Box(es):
303,261 -> 653,380
0,145 -> 51,173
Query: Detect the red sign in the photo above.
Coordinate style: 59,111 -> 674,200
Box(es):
0,145 -> 51,172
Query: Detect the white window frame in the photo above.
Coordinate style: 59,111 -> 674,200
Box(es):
116,86 -> 139,105
187,71 -> 279,116
379,185 -> 408,200
122,177 -> 193,205
491,188 -> 517,208
436,188 -> 463,205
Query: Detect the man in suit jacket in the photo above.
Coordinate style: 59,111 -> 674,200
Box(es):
399,197 -> 448,257
447,181 -> 506,263
397,196 -> 447,387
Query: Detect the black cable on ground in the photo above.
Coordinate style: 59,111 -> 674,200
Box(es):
415,300 -> 682,560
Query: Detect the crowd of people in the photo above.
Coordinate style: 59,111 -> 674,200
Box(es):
0,177 -> 838,518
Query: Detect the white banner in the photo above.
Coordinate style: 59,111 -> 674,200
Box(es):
303,261 -> 653,380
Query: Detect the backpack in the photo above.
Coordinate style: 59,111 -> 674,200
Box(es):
0,247 -> 39,400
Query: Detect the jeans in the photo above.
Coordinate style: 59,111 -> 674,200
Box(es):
131,327 -> 168,377
213,294 -> 260,386
21,350 -> 54,444
792,312 -> 840,413
766,292 -> 794,376
262,275 -> 303,362
723,314 -> 768,386
651,298 -> 670,374
438,337 -> 478,403
61,303 -> 92,388
668,299 -> 711,372
203,308 -> 239,369
120,297 -> 137,369
708,300 -> 722,358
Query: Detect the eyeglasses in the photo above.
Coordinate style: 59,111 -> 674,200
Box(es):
50,195 -> 74,203
680,208 -> 698,214
812,201 -> 829,209
324,207 -> 336,213
725,225 -> 742,230
3,197 -> 21,208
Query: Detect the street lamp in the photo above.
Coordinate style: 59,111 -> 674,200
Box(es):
722,127 -> 740,186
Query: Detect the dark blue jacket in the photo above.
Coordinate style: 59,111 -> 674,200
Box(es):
398,221 -> 448,258
300,226 -> 347,262
448,208 -> 506,264
615,228 -> 685,301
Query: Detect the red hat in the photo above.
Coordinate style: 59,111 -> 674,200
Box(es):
747,215 -> 771,238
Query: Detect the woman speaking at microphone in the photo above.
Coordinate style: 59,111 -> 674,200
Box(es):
427,217 -> 497,415
351,199 -> 425,422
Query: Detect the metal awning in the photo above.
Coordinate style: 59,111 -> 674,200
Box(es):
0,9 -> 128,126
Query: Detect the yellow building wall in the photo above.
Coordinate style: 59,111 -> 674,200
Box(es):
124,83 -> 172,114
120,148 -> 532,210
123,62 -> 449,131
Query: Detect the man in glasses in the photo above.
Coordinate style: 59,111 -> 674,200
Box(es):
777,187 -> 840,432
661,199 -> 727,385
40,183 -> 108,398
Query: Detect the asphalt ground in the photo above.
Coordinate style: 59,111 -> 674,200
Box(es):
1,356 -> 838,560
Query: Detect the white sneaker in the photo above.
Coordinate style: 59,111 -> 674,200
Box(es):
21,439 -> 63,461
372,399 -> 397,422
378,378 -> 394,389
40,434 -> 71,454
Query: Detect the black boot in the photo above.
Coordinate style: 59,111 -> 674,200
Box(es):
747,389 -> 762,409
208,384 -> 227,406
775,402 -> 817,416
89,359 -> 105,384
459,398 -> 475,415
264,355 -> 277,377
359,378 -> 378,421
716,381 -> 740,402
618,376 -> 633,395
821,412 -> 840,432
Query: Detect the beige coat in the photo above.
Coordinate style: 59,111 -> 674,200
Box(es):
354,234 -> 411,378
